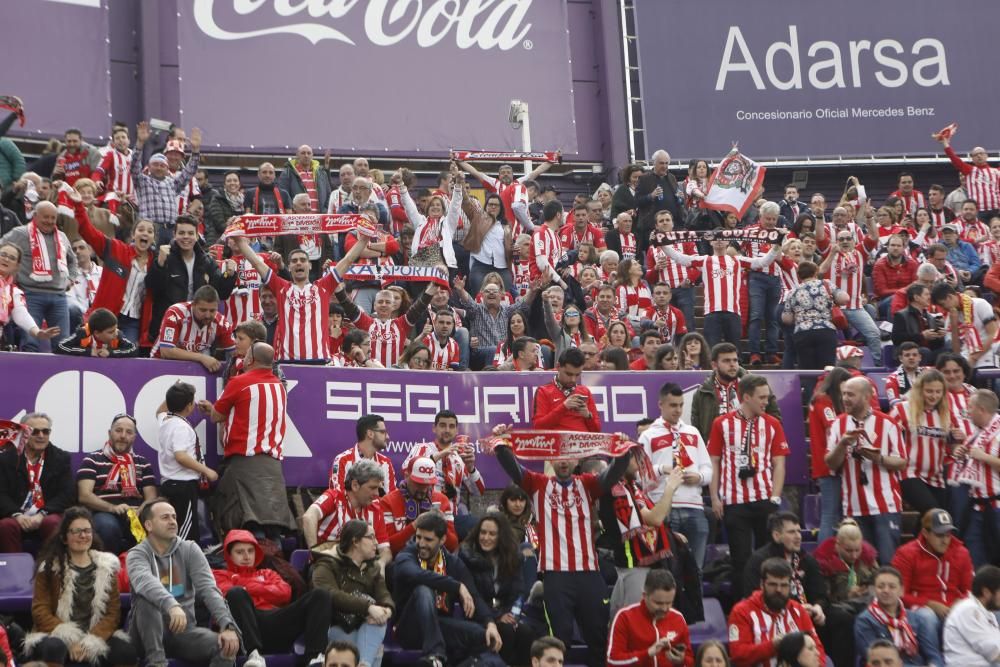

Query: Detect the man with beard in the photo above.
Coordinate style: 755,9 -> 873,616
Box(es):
728,558 -> 826,667
380,457 -> 458,556
151,285 -> 235,371
942,565 -> 1000,665
608,570 -> 694,667
76,414 -> 159,553
243,162 -> 290,215
329,414 -> 397,496
392,512 -> 502,667
951,390 -> 1000,567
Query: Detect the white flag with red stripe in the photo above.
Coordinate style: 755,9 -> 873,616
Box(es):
702,148 -> 767,218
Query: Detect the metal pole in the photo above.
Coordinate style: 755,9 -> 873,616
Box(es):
520,103 -> 533,176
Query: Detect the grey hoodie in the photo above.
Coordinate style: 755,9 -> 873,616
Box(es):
126,536 -> 238,632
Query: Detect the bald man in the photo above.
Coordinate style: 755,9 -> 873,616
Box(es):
245,162 -> 291,215
825,378 -> 907,563
938,132 -> 1000,220
0,199 -> 78,351
199,341 -> 295,538
278,144 -> 331,214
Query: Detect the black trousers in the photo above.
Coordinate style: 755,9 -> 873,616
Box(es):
225,586 -> 332,662
723,500 -> 777,599
32,634 -> 138,666
900,479 -> 947,519
161,478 -> 201,543
542,570 -> 609,667
817,603 -> 857,667
793,328 -> 838,370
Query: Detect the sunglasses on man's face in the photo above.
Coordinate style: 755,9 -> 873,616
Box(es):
32,428 -> 52,436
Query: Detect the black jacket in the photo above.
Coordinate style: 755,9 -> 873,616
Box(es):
243,184 -> 291,215
204,193 -> 243,247
144,243 -> 237,341
393,543 -> 493,624
53,325 -> 137,357
743,541 -> 829,607
458,545 -> 525,619
635,171 -> 682,234
0,443 -> 76,517
891,305 -> 943,350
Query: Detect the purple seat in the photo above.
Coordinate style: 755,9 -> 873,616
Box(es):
802,494 -> 821,531
704,543 -> 729,566
0,553 -> 35,612
688,598 -> 726,647
290,549 -> 310,573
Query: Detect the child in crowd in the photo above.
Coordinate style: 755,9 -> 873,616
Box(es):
53,307 -> 136,357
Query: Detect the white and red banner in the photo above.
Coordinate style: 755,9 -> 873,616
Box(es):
702,148 -> 767,218
221,214 -> 377,240
343,264 -> 449,288
479,430 -> 635,461
451,150 -> 562,164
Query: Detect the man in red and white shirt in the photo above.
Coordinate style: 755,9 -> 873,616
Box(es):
643,283 -> 687,345
164,139 -> 200,216
531,200 -> 566,284
495,423 -> 631,667
939,135 -> 1000,216
646,211 -> 698,329
198,342 -> 296,536
728,558 -> 825,667
708,374 -> 789,599
890,172 -> 926,217
222,250 -> 281,328
302,458 -> 391,564
152,285 -> 235,370
456,158 -> 553,228
558,205 -> 607,253
629,330 -> 663,371
819,221 -> 883,365
337,283 -> 435,368
952,390 -> 1000,567
403,410 -> 485,520
608,570 -> 694,667
92,127 -> 133,220
664,231 -> 781,349
329,414 -> 397,496
233,233 -> 368,363
421,308 -> 461,370
379,457 -> 458,555
825,377 -> 907,564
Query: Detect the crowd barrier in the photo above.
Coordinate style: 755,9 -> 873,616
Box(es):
0,352 -> 897,488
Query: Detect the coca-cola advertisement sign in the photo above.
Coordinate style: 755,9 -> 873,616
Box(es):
176,0 -> 578,154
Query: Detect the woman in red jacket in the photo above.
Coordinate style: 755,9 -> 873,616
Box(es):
70,191 -> 156,349
809,367 -> 852,543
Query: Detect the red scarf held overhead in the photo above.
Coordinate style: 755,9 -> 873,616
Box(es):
28,220 -> 67,282
866,600 -> 918,657
101,442 -> 140,498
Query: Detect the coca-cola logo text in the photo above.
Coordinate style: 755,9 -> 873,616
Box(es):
192,0 -> 535,49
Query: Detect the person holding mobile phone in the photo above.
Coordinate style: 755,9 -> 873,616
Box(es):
609,570 -> 694,666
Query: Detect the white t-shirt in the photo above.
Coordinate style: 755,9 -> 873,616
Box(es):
183,255 -> 195,300
942,594 -> 1000,667
157,412 -> 200,481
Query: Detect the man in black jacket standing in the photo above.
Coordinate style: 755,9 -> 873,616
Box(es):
0,412 -> 75,552
635,150 -> 682,253
393,512 -> 503,667
145,215 -> 237,343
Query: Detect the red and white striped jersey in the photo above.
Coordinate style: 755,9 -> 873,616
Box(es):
521,469 -> 603,572
95,149 -> 133,200
884,366 -> 923,404
171,166 -> 200,215
643,305 -> 687,341
946,147 -> 1000,211
930,207 -> 955,229
645,243 -> 698,289
776,256 -> 800,301
616,282 -> 653,318
827,412 -> 905,516
979,239 -> 1000,265
690,255 -> 756,316
558,222 -> 606,252
480,176 -> 528,217
741,225 -> 781,277
618,232 -> 637,261
961,218 -> 990,245
403,441 -> 486,497
152,301 -> 235,358
707,411 -> 790,505
326,187 -> 352,213
827,248 -> 871,309
214,367 -> 287,459
891,402 -> 953,488
353,311 -> 414,368
421,333 -> 460,370
531,225 -> 563,280
959,415 -> 1000,508
267,268 -> 340,362
511,260 -> 531,298
223,255 -> 272,327
947,385 -> 977,437
309,487 -> 389,547
891,189 -> 926,215
329,445 -> 397,495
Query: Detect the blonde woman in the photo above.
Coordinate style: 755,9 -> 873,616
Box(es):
890,369 -> 965,516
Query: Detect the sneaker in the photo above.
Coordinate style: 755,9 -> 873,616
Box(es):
749,353 -> 763,367
244,649 -> 267,667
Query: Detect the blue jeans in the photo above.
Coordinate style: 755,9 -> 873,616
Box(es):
908,607 -> 944,666
950,484 -> 1000,568
670,286 -> 695,339
843,307 -> 883,365
877,296 -> 894,321
857,512 -> 900,564
817,475 -> 842,543
454,326 -> 471,370
703,311 -> 741,349
22,289 -> 70,352
670,506 -> 710,569
748,273 -> 780,355
328,624 -> 386,667
471,345 -> 496,371
119,315 -> 141,347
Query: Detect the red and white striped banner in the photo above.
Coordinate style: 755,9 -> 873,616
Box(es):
343,264 -> 450,288
451,150 -> 561,164
479,430 -> 635,461
221,214 -> 377,240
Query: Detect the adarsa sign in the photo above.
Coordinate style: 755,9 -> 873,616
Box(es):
192,0 -> 535,48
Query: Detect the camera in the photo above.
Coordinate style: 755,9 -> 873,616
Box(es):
738,465 -> 757,480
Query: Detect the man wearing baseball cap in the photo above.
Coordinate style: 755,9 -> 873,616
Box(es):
130,121 -> 202,243
379,456 -> 457,555
891,508 -> 974,646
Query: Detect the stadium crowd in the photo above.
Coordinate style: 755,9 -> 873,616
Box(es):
1,98 -> 1000,667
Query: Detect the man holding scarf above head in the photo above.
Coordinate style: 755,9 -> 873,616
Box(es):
76,414 -> 159,553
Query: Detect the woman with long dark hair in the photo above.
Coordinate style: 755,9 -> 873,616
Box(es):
24,507 -> 136,666
694,640 -> 731,667
809,367 -> 853,542
459,513 -> 542,666
678,332 -> 711,370
610,164 -> 654,219
776,632 -> 823,667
